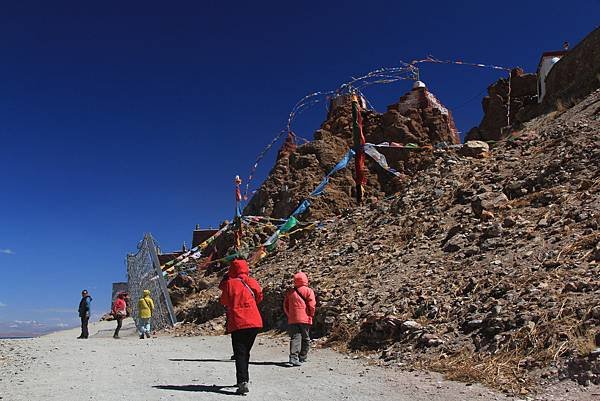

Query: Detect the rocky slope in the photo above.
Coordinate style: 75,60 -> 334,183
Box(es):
170,88 -> 600,394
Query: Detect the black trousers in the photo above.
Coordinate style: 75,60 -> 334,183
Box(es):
231,328 -> 259,384
113,317 -> 123,337
80,316 -> 89,338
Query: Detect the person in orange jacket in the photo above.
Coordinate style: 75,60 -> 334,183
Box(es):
219,259 -> 263,395
283,272 -> 316,366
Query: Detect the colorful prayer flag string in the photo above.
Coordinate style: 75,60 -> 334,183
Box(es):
243,129 -> 291,201
409,55 -> 511,72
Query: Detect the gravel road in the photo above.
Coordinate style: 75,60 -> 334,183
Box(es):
0,320 -> 597,400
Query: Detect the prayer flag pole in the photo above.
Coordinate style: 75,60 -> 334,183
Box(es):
234,175 -> 243,250
351,93 -> 367,204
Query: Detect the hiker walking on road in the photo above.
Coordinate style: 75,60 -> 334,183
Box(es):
112,292 -> 127,339
219,272 -> 236,360
137,289 -> 154,339
283,272 -> 316,366
219,259 -> 263,395
77,290 -> 92,339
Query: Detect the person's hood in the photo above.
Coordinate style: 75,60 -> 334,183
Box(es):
143,290 -> 151,297
228,259 -> 249,279
293,272 -> 309,288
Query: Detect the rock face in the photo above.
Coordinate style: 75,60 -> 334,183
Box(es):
466,68 -> 538,142
243,84 -> 460,220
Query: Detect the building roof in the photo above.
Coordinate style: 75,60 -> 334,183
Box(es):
537,50 -> 568,71
192,228 -> 219,248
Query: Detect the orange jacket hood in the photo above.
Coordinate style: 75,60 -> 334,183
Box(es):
228,259 -> 249,279
293,272 -> 309,287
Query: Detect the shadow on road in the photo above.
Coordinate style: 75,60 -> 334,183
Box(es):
170,358 -> 289,367
153,384 -> 238,395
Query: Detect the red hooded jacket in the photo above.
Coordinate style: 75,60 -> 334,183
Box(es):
284,272 -> 316,325
219,259 -> 263,332
112,298 -> 126,317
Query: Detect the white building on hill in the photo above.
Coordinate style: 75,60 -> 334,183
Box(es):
537,50 -> 568,103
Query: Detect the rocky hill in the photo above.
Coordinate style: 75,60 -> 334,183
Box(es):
165,29 -> 600,395
169,87 -> 599,394
255,89 -> 600,390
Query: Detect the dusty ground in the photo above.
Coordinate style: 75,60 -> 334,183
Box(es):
0,320 -> 598,401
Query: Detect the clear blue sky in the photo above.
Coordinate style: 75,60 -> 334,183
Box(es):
0,1 -> 598,330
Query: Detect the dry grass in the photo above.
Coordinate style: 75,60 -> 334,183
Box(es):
417,310 -> 596,394
555,98 -> 570,113
323,321 -> 360,352
561,232 -> 600,255
423,350 -> 530,391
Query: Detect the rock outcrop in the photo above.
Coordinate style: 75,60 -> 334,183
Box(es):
466,68 -> 538,142
243,83 -> 460,220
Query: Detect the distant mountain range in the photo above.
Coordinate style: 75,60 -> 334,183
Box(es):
0,320 -> 74,338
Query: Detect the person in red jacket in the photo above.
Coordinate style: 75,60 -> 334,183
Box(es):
283,272 -> 316,366
219,259 -> 263,395
112,292 -> 127,339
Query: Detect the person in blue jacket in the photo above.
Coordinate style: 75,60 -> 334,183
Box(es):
77,289 -> 92,339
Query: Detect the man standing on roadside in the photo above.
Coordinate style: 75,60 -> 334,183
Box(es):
77,290 -> 92,339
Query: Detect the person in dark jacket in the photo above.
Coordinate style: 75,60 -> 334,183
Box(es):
219,259 -> 263,395
77,290 -> 92,339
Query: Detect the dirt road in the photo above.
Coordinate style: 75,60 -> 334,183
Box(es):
0,320 -> 596,400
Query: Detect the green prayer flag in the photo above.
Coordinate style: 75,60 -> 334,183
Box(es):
279,216 -> 298,233
224,253 -> 239,262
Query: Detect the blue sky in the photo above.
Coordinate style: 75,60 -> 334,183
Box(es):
0,1 -> 598,331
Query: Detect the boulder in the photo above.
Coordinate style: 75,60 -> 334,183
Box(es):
471,192 -> 509,217
459,141 -> 490,158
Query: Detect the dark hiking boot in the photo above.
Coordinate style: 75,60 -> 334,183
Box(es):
299,356 -> 308,363
139,334 -> 145,339
236,382 -> 249,395
145,332 -> 151,338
